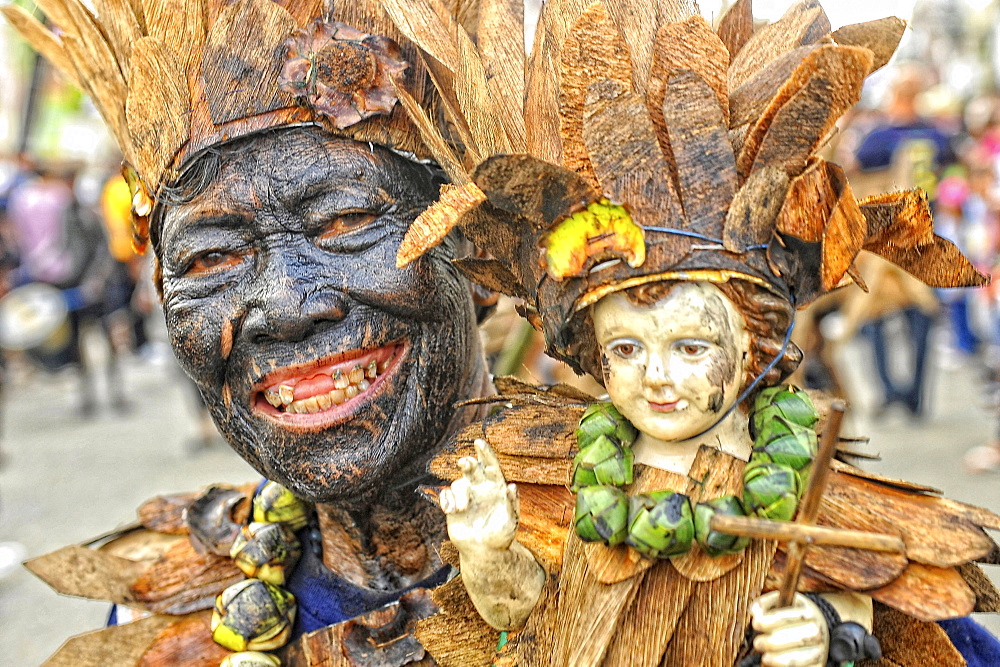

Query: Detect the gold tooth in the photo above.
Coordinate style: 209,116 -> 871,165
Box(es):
331,388 -> 347,404
378,359 -> 390,373
278,384 -> 294,405
333,370 -> 349,389
317,392 -> 333,410
358,379 -> 370,392
366,360 -> 378,378
349,366 -> 364,384
345,385 -> 359,399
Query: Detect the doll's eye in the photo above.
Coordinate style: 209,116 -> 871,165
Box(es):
609,340 -> 642,359
675,340 -> 710,356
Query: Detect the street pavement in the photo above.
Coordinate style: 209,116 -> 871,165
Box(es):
0,326 -> 998,665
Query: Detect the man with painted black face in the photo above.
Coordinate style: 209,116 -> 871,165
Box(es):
4,1 -> 498,661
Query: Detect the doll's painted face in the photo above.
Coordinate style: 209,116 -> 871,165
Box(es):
592,282 -> 750,443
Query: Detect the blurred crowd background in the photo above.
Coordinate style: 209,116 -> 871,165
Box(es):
1,0 -> 1000,659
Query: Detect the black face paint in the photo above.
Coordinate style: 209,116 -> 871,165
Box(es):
159,129 -> 481,503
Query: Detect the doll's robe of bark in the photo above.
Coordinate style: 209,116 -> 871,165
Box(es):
418,380 -> 1000,666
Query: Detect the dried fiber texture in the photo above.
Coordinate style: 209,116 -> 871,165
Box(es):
558,1 -> 634,187
479,0 -> 526,151
398,183 -> 487,267
869,603 -> 965,667
717,0 -> 754,60
25,545 -> 147,605
42,615 -> 178,667
129,538 -> 245,614
728,0 -> 832,90
832,16 -> 906,72
0,5 -> 81,88
138,611 -> 230,667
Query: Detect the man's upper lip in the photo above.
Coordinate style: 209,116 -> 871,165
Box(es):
253,343 -> 404,394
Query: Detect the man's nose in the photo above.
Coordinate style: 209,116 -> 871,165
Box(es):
243,259 -> 348,344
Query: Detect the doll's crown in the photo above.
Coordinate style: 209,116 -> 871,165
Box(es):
388,0 -> 988,370
3,0 -> 479,252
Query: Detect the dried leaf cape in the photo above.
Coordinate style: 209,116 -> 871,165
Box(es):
385,0 -> 1000,664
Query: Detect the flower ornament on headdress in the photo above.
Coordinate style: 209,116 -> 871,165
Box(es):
2,0 -> 455,254
388,0 -> 989,378
279,20 -> 407,128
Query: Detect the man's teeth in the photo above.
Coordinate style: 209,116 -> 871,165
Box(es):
263,358 -> 392,414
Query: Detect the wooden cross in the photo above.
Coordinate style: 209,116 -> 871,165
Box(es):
709,400 -> 905,606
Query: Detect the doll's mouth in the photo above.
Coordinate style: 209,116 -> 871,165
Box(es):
648,399 -> 689,413
252,343 -> 406,425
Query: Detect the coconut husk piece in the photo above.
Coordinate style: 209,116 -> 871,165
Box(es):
281,0 -> 327,28
91,0 -> 143,77
822,470 -> 1000,568
958,562 -> 1000,612
453,257 -> 528,299
473,154 -> 599,229
415,577 -> 499,667
832,16 -> 906,73
0,5 -> 81,89
383,0 -> 511,157
142,0 -> 205,73
100,528 -> 185,565
859,190 -> 989,287
870,563 -> 976,621
649,16 -> 730,134
393,80 -> 468,184
870,602 -> 965,667
517,484 -> 576,572
776,158 -> 867,291
42,614 -> 177,667
830,460 -> 940,495
601,0 -> 657,93
599,558 -> 696,667
479,0 -> 526,151
582,79 -> 685,231
26,545 -> 149,605
201,0 -> 296,126
728,0 -> 831,90
137,611 -> 229,667
127,37 -> 190,196
741,45 -> 872,178
662,69 -> 737,236
558,1 -> 634,188
723,165 -> 789,252
523,0 -> 594,162
397,183 -> 487,267
129,538 -> 244,614
729,44 -> 821,132
717,0 -> 754,61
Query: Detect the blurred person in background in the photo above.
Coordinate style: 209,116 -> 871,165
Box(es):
4,163 -> 128,415
844,65 -> 956,417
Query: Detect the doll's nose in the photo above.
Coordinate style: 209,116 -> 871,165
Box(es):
643,354 -> 672,388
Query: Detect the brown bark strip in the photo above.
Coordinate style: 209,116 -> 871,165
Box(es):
601,561 -> 696,667
44,614 -> 176,667
138,611 -> 229,667
870,563 -> 976,622
869,603 -> 965,667
716,0 -> 754,61
729,45 -> 820,137
582,79 -> 684,228
662,69 -> 737,236
728,0 -> 831,90
551,533 -> 643,666
723,165 -> 788,252
479,0 -> 527,150
26,545 -> 147,605
130,538 -> 244,614
832,17 -> 906,73
659,536 -> 776,667
416,577 -> 499,667
958,562 -> 1000,613
602,0 -> 658,94
559,1 -> 633,187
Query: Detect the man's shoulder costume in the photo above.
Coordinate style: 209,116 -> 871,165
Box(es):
7,0 -> 1000,665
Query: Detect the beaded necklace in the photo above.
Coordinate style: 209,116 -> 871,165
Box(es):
571,385 -> 819,558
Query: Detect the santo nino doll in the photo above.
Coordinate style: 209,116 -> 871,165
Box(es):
390,0 -> 1000,665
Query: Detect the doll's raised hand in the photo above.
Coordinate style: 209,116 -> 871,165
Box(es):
440,439 -> 520,551
439,439 -> 544,630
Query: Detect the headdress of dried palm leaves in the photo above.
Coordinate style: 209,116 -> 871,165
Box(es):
2,0 -> 480,252
388,0 -> 989,377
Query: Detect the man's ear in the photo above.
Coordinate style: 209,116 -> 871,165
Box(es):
471,283 -> 499,324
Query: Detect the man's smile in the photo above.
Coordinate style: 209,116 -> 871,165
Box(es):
252,342 -> 407,427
